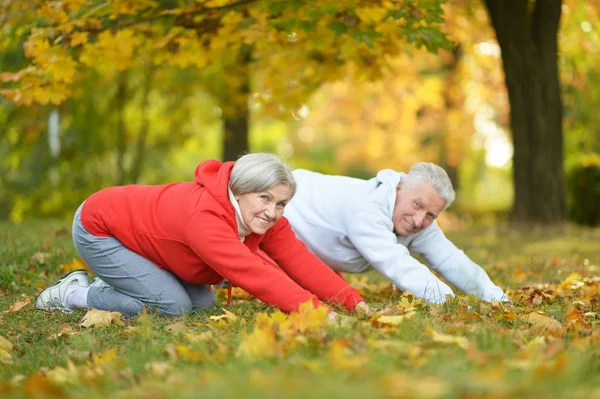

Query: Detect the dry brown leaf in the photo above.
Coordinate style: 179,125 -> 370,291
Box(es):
80,308 -> 123,328
3,298 -> 30,314
565,307 -> 592,332
165,321 -> 189,334
23,373 -> 64,397
521,311 -> 563,335
144,361 -> 172,376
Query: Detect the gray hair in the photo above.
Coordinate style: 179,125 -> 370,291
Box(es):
403,162 -> 455,208
229,153 -> 297,197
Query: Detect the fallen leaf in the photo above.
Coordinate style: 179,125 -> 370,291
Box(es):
45,360 -> 78,385
165,321 -> 189,334
144,361 -> 172,376
521,311 -> 563,335
60,258 -> 91,274
371,312 -> 416,327
565,307 -> 592,332
0,336 -> 13,365
30,252 -> 51,265
3,298 -> 30,314
22,373 -> 64,397
0,336 -> 13,352
425,328 -> 470,350
209,308 -> 238,322
383,372 -> 449,398
328,340 -> 368,370
80,309 -> 123,328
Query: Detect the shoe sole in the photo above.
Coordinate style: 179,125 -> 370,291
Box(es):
35,269 -> 89,310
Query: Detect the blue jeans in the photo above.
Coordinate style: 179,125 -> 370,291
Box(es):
72,202 -> 216,318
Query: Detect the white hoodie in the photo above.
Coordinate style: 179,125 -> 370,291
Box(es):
284,169 -> 508,304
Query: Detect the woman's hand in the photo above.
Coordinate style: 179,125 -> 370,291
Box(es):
354,301 -> 375,317
326,311 -> 354,326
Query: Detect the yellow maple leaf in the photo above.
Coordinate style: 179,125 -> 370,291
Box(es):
287,300 -> 329,333
70,31 -> 88,47
371,312 -> 416,326
0,336 -> 14,352
173,345 -> 204,362
60,258 -> 91,274
236,325 -> 278,360
328,340 -> 368,371
209,308 -> 238,322
45,359 -> 78,385
559,272 -> 584,291
425,327 -> 470,350
0,349 -> 12,365
80,309 -> 123,328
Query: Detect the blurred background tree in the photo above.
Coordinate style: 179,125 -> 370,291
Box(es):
0,0 -> 599,227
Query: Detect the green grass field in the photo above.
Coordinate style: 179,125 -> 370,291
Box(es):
1,220 -> 599,399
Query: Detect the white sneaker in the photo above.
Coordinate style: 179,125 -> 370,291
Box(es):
35,269 -> 90,312
90,277 -> 110,288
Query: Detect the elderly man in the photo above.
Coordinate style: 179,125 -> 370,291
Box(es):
284,162 -> 508,304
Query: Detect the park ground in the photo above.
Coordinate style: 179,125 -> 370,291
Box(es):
0,219 -> 599,398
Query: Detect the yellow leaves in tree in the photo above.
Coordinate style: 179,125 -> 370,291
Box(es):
70,32 -> 88,47
80,29 -> 142,71
108,0 -> 158,16
153,30 -> 209,69
38,2 -> 69,24
355,7 -> 389,24
80,309 -> 124,328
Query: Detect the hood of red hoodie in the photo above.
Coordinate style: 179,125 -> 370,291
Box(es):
194,160 -> 236,212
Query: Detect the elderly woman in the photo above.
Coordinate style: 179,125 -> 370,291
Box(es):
36,153 -> 371,319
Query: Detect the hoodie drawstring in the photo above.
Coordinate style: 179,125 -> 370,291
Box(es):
227,281 -> 233,305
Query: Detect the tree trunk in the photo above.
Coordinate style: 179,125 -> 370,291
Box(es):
222,46 -> 251,161
483,0 -> 566,223
115,71 -> 128,186
129,66 -> 155,183
440,44 -> 463,190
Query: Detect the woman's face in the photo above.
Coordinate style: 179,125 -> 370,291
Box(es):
236,183 -> 292,235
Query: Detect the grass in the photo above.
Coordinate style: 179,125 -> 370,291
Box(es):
0,219 -> 599,399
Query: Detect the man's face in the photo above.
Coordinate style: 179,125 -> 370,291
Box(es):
392,183 -> 446,237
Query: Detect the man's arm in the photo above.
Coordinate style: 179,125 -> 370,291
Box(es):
409,222 -> 509,301
347,211 -> 454,304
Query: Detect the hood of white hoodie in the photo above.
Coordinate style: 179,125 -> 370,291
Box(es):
374,169 -> 407,218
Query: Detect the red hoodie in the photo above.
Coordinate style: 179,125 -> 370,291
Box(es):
80,160 -> 364,313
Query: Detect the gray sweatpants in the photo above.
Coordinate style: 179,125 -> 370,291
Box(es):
72,203 -> 216,318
